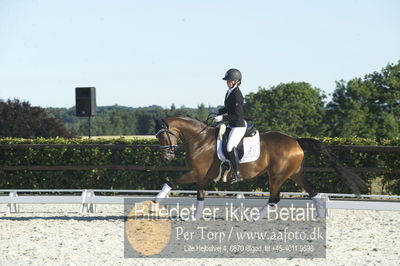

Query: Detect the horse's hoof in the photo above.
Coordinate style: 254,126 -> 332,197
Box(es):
230,178 -> 242,184
153,197 -> 164,204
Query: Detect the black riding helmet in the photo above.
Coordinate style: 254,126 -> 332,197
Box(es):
222,68 -> 242,81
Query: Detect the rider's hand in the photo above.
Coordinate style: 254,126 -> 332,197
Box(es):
214,115 -> 223,122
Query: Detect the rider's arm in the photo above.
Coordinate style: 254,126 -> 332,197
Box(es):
217,107 -> 227,115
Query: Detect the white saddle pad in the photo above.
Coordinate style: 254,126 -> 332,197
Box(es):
217,130 -> 261,163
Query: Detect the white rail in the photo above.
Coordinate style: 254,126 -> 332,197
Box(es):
1,189 -> 399,214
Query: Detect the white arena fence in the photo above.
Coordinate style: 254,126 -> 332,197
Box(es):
1,189 -> 400,215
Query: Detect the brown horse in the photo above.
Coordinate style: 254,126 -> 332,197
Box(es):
153,115 -> 366,219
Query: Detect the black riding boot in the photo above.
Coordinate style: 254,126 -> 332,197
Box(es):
228,147 -> 242,184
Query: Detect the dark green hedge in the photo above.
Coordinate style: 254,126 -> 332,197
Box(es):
0,137 -> 399,194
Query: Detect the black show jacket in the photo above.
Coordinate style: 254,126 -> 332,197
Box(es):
217,87 -> 246,127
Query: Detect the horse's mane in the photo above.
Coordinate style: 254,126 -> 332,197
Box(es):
167,114 -> 208,128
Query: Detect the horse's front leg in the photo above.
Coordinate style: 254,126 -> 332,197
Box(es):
154,170 -> 199,203
194,183 -> 206,220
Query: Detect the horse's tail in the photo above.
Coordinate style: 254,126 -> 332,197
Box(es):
297,138 -> 366,195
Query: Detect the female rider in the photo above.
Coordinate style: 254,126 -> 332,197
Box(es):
214,68 -> 246,183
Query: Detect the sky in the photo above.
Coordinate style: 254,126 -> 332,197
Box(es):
0,0 -> 399,109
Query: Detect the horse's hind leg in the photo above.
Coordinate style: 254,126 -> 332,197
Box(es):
291,173 -> 326,217
255,174 -> 286,221
268,162 -> 303,204
255,172 -> 290,221
290,173 -> 318,198
257,160 -> 302,221
268,174 -> 288,204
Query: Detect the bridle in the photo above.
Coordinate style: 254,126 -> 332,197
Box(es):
155,120 -> 180,153
155,114 -> 216,154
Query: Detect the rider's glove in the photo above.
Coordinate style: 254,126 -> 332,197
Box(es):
214,115 -> 223,122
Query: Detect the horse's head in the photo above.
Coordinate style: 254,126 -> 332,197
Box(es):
154,118 -> 180,161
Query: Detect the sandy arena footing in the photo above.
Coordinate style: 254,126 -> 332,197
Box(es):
0,204 -> 399,265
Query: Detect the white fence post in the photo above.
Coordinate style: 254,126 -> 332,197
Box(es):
6,191 -> 20,214
80,190 -> 96,213
87,190 -> 96,213
320,193 -> 331,217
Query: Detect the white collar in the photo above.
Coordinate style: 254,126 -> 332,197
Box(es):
226,85 -> 238,98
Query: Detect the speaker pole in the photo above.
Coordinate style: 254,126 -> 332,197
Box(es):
88,116 -> 92,139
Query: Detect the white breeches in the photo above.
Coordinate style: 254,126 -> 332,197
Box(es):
227,124 -> 247,152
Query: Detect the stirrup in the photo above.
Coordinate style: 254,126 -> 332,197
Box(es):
230,172 -> 242,184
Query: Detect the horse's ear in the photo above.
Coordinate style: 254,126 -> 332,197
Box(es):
154,118 -> 162,130
154,118 -> 168,130
161,119 -> 169,129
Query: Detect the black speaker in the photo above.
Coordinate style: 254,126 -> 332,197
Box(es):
75,87 -> 96,117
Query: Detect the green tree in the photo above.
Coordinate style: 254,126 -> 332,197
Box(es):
167,103 -> 176,116
109,110 -> 125,135
0,99 -> 74,138
136,109 -> 155,135
195,103 -> 210,121
245,82 -> 328,137
326,61 -> 400,139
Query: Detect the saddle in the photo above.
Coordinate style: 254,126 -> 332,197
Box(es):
217,122 -> 257,160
